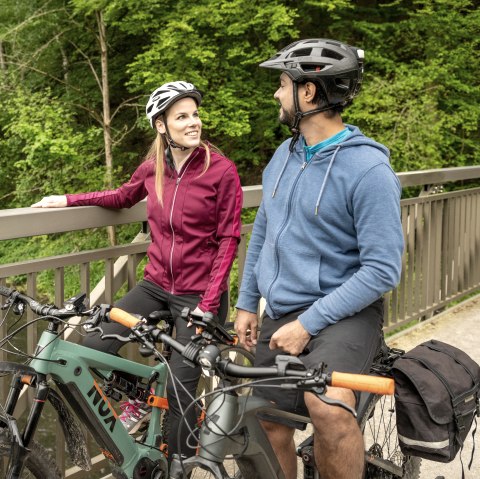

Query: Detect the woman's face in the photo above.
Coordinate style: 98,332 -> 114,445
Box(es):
156,97 -> 202,150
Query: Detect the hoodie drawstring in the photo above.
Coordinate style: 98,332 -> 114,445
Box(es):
272,150 -> 292,198
314,146 -> 341,215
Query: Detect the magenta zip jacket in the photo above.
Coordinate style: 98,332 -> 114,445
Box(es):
67,146 -> 243,314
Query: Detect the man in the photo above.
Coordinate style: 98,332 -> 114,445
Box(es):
235,39 -> 404,479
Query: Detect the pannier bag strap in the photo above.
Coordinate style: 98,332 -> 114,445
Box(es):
467,416 -> 477,470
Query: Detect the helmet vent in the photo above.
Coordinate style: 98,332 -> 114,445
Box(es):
289,48 -> 312,58
322,49 -> 344,61
301,63 -> 325,73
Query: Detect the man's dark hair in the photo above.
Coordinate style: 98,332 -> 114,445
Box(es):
298,79 -> 346,117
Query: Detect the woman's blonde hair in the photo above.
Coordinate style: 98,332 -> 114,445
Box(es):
145,131 -> 217,205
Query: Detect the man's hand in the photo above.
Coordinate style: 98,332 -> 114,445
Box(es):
234,309 -> 258,351
269,319 -> 311,356
31,195 -> 68,208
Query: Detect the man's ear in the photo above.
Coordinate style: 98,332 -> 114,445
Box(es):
304,81 -> 317,104
155,118 -> 166,134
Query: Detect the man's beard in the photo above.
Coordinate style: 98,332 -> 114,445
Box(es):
278,105 -> 295,127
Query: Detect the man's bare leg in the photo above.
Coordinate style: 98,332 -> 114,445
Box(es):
260,420 -> 297,479
305,388 -> 364,479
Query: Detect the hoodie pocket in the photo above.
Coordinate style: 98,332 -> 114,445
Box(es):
279,248 -> 325,297
253,241 -> 276,297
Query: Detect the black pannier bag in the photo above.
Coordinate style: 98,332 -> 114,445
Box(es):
392,339 -> 480,465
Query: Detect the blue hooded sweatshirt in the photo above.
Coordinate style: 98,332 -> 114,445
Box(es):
236,125 -> 404,335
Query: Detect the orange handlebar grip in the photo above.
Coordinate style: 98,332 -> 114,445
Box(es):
331,372 -> 395,395
109,307 -> 141,329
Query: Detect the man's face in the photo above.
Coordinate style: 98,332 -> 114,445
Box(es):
274,73 -> 296,126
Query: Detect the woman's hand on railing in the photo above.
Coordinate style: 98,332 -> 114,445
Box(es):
31,195 -> 68,208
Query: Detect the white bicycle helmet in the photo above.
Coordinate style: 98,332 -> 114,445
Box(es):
146,81 -> 202,128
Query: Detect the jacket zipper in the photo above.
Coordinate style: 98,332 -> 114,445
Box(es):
266,160 -> 310,315
168,158 -> 195,294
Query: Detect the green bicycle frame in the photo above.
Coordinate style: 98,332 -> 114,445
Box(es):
25,327 -> 169,477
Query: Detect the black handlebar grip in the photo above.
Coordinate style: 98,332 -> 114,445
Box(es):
0,285 -> 13,297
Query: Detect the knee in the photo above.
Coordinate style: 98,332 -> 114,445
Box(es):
304,389 -> 356,430
260,420 -> 295,448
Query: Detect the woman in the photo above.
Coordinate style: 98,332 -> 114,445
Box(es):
32,81 -> 243,460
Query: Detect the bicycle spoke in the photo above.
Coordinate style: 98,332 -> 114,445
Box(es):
362,395 -> 421,478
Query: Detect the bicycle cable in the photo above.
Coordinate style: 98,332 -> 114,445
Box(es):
0,315 -> 81,364
177,374 -> 313,467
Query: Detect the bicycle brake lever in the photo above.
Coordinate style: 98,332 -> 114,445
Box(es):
314,392 -> 357,418
101,333 -> 133,343
82,324 -> 104,336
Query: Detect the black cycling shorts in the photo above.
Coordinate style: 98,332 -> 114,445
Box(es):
253,298 -> 384,429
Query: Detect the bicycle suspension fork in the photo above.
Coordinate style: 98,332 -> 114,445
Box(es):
4,373 -> 50,479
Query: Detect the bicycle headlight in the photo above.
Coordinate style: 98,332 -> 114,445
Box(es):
198,345 -> 221,370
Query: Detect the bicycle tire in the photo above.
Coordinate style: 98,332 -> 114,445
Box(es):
361,394 -> 421,479
0,429 -> 62,479
198,345 -> 255,401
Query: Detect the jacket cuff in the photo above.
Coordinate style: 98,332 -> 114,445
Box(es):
298,307 -> 330,336
235,292 -> 261,314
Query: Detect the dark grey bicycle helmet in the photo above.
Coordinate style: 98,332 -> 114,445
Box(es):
260,39 -> 364,151
146,81 -> 202,128
260,38 -> 364,106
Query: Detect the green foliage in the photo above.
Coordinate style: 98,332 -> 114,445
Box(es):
0,87 -> 104,207
343,0 -> 480,173
122,0 -> 298,178
1,0 -> 479,303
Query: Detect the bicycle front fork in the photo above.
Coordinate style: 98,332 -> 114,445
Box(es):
4,373 -> 49,479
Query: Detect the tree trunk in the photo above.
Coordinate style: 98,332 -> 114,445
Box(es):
96,10 -> 116,246
0,40 -> 6,71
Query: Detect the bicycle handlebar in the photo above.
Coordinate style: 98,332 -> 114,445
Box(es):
0,285 -> 80,319
109,308 -> 395,396
0,290 -> 395,396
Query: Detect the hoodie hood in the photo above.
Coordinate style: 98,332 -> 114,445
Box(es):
271,125 -> 390,215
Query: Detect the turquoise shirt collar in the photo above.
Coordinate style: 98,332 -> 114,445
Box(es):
303,127 -> 351,162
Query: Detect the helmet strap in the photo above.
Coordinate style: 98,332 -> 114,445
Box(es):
288,82 -> 337,152
164,122 -> 190,151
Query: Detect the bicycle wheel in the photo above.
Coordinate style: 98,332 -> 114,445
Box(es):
361,394 -> 421,479
198,345 -> 255,400
0,429 -> 62,479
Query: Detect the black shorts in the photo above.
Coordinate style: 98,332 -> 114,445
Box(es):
253,299 -> 384,429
